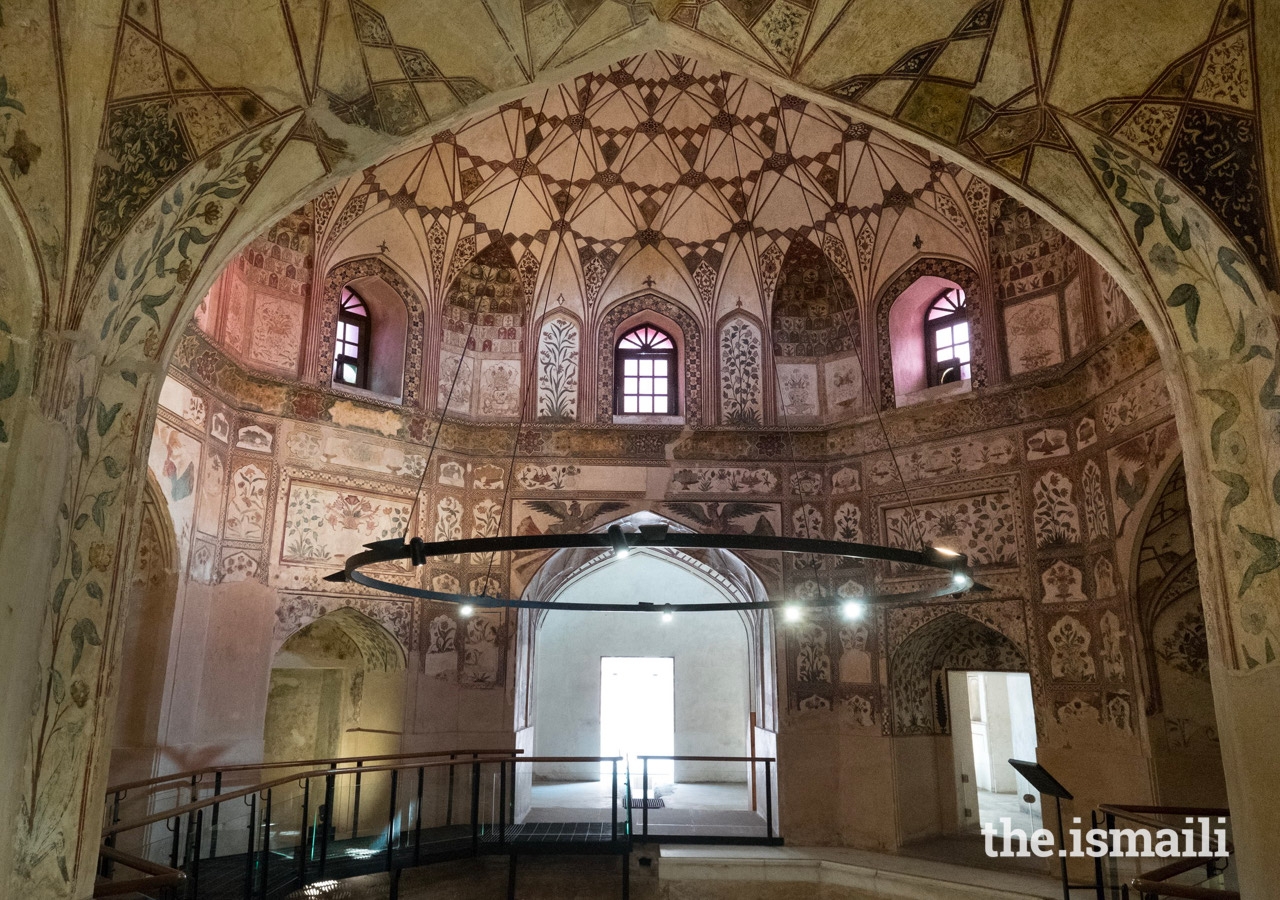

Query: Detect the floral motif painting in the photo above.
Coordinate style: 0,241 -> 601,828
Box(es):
1032,470 -> 1081,547
225,463 -> 268,541
1049,616 -> 1097,681
823,355 -> 862,415
536,315 -> 579,421
833,503 -> 862,542
1003,293 -> 1064,375
461,614 -> 503,686
281,482 -> 410,565
796,624 -> 831,683
438,351 -> 474,413
719,317 -> 763,426
1099,611 -> 1127,680
424,613 -> 457,681
196,452 -> 225,537
1080,460 -> 1111,540
479,359 -> 520,418
434,495 -> 463,562
775,362 -> 818,417
882,488 -> 1019,567
1041,559 -> 1086,603
248,294 -> 303,372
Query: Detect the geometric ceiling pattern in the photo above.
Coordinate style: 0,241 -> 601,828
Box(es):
321,52 -> 989,319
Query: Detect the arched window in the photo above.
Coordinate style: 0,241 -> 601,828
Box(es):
615,325 -> 677,415
333,289 -> 371,388
925,288 -> 970,386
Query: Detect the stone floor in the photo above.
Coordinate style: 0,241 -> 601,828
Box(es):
524,780 -> 769,836
288,843 -> 1067,900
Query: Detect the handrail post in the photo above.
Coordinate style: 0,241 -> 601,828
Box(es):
186,774 -> 199,868
352,760 -> 363,840
765,759 -> 773,841
471,761 -> 482,856
499,756 -> 507,846
414,766 -> 424,866
191,808 -> 203,898
210,772 -> 223,858
317,774 -> 334,878
170,815 -> 182,871
612,759 -> 618,843
1105,811 -> 1118,899
1091,810 -> 1104,900
243,795 -> 256,900
261,789 -> 272,900
642,759 -> 649,837
103,791 -> 122,878
298,778 -> 310,888
446,754 -> 456,826
387,770 -> 399,872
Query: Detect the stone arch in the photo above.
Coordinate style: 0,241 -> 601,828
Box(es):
318,256 -> 426,406
595,293 -> 703,424
23,37 -> 1280,895
111,472 -> 181,767
874,257 -> 986,410
890,612 -> 1028,736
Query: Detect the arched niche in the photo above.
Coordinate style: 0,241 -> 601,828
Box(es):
438,241 -> 525,418
264,607 -> 406,764
875,258 -> 985,410
318,257 -> 425,405
770,237 -> 861,422
1131,460 -> 1227,807
595,294 -> 702,425
512,512 -> 778,820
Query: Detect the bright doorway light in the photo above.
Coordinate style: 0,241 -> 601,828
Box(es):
600,657 -> 674,782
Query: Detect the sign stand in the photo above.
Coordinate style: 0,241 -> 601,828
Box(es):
1007,759 -> 1100,900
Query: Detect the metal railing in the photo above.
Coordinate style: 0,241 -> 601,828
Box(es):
97,751 -> 793,900
633,755 -> 778,843
1094,805 -> 1235,900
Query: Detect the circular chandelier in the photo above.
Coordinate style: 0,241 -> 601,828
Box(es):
325,524 -> 979,614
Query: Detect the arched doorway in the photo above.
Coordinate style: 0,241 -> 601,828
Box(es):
1132,459 -> 1227,808
889,612 -> 1034,845
512,513 -> 779,828
264,607 -> 407,765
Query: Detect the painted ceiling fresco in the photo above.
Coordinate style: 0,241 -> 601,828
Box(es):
319,51 -> 989,327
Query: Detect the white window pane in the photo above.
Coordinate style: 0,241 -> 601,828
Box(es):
953,322 -> 969,342
624,359 -> 638,375
336,323 -> 348,341
623,377 -> 637,393
639,359 -> 653,376
654,377 -> 667,396
624,396 -> 637,413
937,348 -> 951,362
654,359 -> 667,375
961,363 -> 971,379
639,396 -> 653,413
935,326 -> 951,346
639,377 -> 651,395
956,344 -> 971,363
341,362 -> 357,383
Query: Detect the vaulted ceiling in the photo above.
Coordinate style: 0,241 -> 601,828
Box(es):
316,52 -> 991,325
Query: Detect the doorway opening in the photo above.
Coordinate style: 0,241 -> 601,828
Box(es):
949,671 -> 1040,835
599,656 -> 674,781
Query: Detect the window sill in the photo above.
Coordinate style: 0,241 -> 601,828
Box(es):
896,379 -> 971,408
612,414 -> 685,426
330,381 -> 404,406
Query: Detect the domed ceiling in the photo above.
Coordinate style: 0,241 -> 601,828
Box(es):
317,51 -> 990,327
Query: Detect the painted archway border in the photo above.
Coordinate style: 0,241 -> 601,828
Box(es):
595,293 -> 703,425
9,33 -> 1280,898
